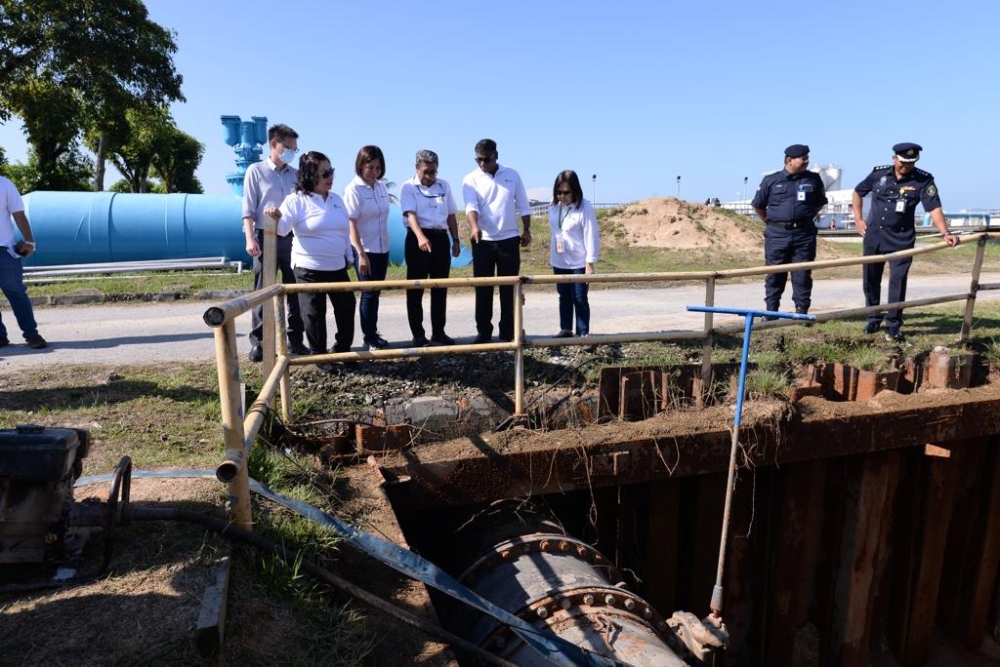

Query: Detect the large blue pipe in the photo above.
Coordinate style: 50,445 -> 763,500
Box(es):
20,191 -> 471,269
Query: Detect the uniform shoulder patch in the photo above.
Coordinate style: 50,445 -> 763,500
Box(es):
926,183 -> 937,197
914,167 -> 932,178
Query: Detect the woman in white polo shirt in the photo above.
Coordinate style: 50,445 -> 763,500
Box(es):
548,170 -> 599,337
268,151 -> 356,359
344,145 -> 391,351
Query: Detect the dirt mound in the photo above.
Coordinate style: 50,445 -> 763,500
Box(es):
605,197 -> 763,250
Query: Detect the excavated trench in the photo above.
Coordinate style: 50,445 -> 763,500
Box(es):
333,347 -> 1000,666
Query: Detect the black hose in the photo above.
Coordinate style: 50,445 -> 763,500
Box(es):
127,506 -> 520,667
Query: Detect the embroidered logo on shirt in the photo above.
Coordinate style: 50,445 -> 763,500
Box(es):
926,184 -> 937,197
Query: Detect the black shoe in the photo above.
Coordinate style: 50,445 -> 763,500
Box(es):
248,345 -> 263,362
288,341 -> 311,355
473,333 -> 492,344
0,337 -> 9,348
884,329 -> 906,343
430,333 -> 456,346
411,336 -> 430,348
863,321 -> 882,335
26,334 -> 47,349
795,306 -> 809,315
555,330 -> 574,338
498,332 -> 514,342
364,337 -> 388,351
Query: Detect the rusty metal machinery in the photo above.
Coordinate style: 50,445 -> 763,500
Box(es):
0,425 -> 89,564
0,425 -> 134,589
441,501 -> 725,666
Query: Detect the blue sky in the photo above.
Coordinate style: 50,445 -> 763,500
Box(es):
2,0 -> 998,208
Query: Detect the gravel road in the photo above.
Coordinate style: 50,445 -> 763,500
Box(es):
2,274 -> 997,371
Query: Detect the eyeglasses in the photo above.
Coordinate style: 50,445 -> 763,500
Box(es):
279,143 -> 299,154
556,190 -> 572,196
319,169 -> 334,179
474,155 -> 496,164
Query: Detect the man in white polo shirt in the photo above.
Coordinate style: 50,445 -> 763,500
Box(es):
462,138 -> 531,343
0,175 -> 46,349
242,123 -> 308,361
400,149 -> 460,347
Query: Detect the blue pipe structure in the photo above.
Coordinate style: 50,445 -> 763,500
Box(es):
19,191 -> 470,269
14,112 -> 470,269
686,305 -> 815,621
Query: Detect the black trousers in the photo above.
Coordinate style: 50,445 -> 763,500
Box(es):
405,229 -> 451,339
472,236 -> 521,339
863,229 -> 915,330
763,224 -> 817,311
250,230 -> 304,346
293,266 -> 355,353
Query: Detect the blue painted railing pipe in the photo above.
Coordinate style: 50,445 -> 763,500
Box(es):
686,306 -> 815,621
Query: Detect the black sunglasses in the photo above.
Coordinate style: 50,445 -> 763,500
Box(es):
319,169 -> 335,179
474,155 -> 496,164
556,190 -> 572,196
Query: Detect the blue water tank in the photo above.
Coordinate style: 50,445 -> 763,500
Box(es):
20,191 -> 471,269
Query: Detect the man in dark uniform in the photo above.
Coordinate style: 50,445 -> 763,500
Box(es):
752,144 -> 828,317
852,142 -> 959,342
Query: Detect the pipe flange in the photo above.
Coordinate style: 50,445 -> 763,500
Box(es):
458,533 -> 622,586
482,585 -> 673,651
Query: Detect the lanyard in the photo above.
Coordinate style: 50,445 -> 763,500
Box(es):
558,204 -> 570,230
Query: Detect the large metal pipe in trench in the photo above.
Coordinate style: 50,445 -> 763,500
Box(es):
442,502 -> 688,666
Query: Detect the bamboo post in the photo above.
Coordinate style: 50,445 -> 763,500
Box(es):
261,214 -> 278,379
960,236 -> 988,343
275,296 -> 292,422
213,321 -> 252,528
514,280 -> 525,417
701,276 -> 716,400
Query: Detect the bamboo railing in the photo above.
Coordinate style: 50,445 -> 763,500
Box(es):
204,222 -> 992,526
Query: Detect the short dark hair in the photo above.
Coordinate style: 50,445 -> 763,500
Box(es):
551,170 -> 584,205
475,138 -> 497,156
269,123 -> 299,144
295,151 -> 330,194
354,145 -> 385,179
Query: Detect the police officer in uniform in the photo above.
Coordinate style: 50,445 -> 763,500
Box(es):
752,144 -> 828,317
852,142 -> 958,342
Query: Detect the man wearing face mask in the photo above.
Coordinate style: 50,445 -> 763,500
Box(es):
242,123 -> 308,361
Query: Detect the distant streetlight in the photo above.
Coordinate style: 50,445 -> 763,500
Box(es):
591,174 -> 597,204
676,175 -> 681,198
742,176 -> 748,202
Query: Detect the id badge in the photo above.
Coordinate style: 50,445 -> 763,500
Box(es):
797,189 -> 806,202
556,239 -> 565,254
895,199 -> 906,213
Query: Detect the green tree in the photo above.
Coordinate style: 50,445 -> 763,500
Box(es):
91,105 -> 173,193
151,130 -> 204,194
1,146 -> 92,193
0,0 -> 184,189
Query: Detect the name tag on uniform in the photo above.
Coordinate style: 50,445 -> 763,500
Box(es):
797,190 -> 806,202
556,239 -> 565,253
896,200 -> 906,213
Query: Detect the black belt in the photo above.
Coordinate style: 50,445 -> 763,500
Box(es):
767,218 -> 814,230
412,228 -> 449,235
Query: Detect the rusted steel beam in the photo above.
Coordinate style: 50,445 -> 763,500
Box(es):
896,443 -> 965,666
642,481 -> 680,614
381,391 -> 1000,510
936,437 -> 1000,647
958,440 -> 1000,646
723,467 -> 775,666
827,452 -> 901,667
765,460 -> 827,666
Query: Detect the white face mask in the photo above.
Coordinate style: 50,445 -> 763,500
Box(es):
279,148 -> 296,166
